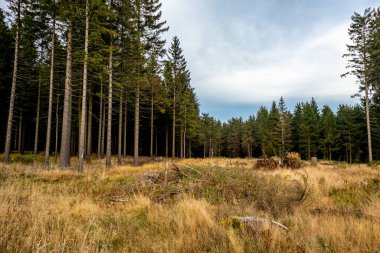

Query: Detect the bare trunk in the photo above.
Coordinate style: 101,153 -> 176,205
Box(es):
180,127 -> 183,158
134,84 -> 139,165
55,94 -> 59,157
45,17 -> 55,166
4,2 -> 20,163
118,90 -> 123,165
101,100 -> 106,156
106,45 -> 113,168
150,84 -> 154,157
17,111 -> 23,154
78,1 -> 89,172
165,120 -> 168,157
123,90 -> 127,158
34,75 -> 41,155
365,82 -> 372,162
97,84 -> 103,159
59,22 -> 73,168
172,92 -> 176,158
183,105 -> 187,158
86,84 -> 92,162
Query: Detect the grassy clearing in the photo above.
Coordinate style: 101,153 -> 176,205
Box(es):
0,157 -> 379,252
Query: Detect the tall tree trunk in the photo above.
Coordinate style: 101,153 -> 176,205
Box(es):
101,100 -> 106,156
17,111 -> 23,154
59,22 -> 73,168
97,84 -> 103,159
118,90 -> 123,165
55,94 -> 59,158
86,84 -> 93,162
365,81 -> 372,162
123,90 -> 127,158
180,127 -> 183,158
45,17 -> 55,166
183,105 -> 187,158
172,92 -> 176,158
106,45 -> 113,168
34,75 -> 41,155
150,84 -> 154,157
4,0 -> 20,163
78,1 -> 89,173
134,84 -> 140,165
165,120 -> 168,157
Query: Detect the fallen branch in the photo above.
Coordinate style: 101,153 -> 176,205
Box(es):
229,216 -> 289,232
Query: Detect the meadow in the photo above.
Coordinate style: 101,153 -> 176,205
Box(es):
0,157 -> 379,252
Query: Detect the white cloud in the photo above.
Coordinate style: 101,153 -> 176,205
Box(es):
161,0 -> 359,115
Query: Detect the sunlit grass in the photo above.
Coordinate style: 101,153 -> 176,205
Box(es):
0,157 -> 379,252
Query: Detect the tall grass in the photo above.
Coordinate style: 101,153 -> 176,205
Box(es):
0,158 -> 379,252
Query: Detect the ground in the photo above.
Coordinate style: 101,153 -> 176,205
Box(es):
0,157 -> 379,252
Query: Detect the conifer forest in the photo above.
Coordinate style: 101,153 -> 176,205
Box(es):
0,1 -> 380,252
1,1 -> 380,165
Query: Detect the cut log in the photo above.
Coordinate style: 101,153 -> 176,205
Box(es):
229,216 -> 288,232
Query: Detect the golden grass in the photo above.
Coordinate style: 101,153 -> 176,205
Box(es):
0,158 -> 379,252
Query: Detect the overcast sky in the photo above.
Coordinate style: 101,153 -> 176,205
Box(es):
160,0 -> 378,121
1,1 -> 378,121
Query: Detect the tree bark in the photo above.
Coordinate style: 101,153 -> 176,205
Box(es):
123,90 -> 127,158
17,111 -> 23,154
86,83 -> 93,162
45,17 -> 55,166
4,1 -> 20,163
101,99 -> 106,156
78,0 -> 89,172
365,81 -> 372,162
172,91 -> 176,158
165,120 -> 168,157
106,45 -> 113,168
134,84 -> 140,165
59,22 -> 73,168
118,90 -> 123,165
97,83 -> 103,159
34,74 -> 41,155
150,83 -> 154,157
55,94 -> 59,158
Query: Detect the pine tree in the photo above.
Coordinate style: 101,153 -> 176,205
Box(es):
320,105 -> 337,160
4,0 -> 21,163
343,8 -> 374,162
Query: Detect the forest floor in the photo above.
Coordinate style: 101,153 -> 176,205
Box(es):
0,156 -> 379,252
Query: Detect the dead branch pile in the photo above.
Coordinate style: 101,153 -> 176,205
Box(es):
254,158 -> 279,170
282,152 -> 303,169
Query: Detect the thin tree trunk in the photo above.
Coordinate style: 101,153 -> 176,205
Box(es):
4,0 -> 20,163
172,92 -> 176,158
134,84 -> 139,165
118,90 -> 123,165
183,105 -> 187,158
180,126 -> 183,158
86,83 -> 93,162
55,94 -> 59,157
45,17 -> 55,166
123,90 -> 127,158
97,83 -> 103,159
150,84 -> 154,157
106,45 -> 113,168
78,0 -> 89,172
17,111 -> 23,154
34,75 -> 41,155
60,22 -> 73,168
165,120 -> 168,157
365,81 -> 372,162
101,100 -> 106,156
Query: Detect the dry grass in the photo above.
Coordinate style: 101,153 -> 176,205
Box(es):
0,157 -> 379,252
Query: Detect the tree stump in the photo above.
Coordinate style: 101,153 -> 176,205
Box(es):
311,157 -> 317,167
